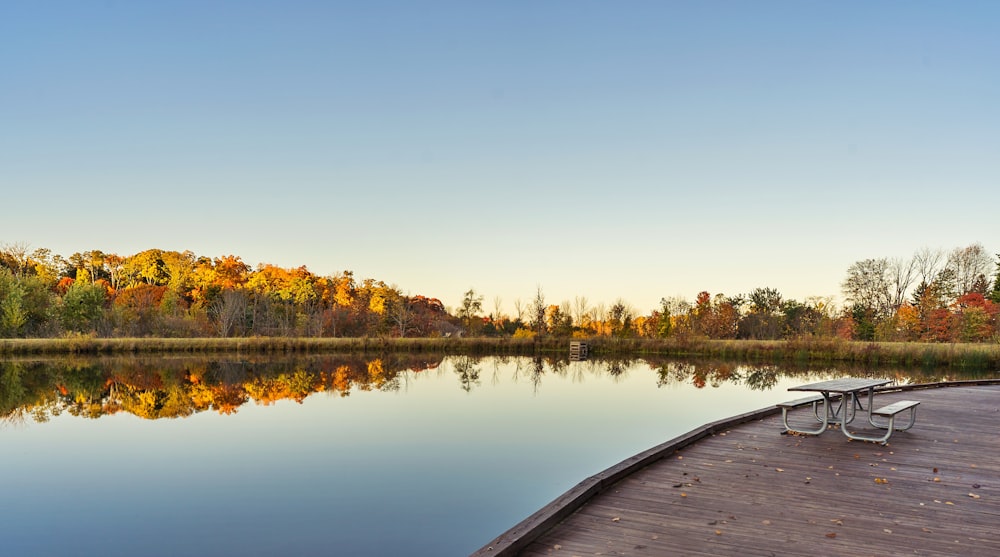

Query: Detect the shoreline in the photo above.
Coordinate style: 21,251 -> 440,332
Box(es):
1,337 -> 998,369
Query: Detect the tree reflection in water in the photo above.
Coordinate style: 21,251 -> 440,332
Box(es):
2,354 -> 993,423
452,356 -> 481,393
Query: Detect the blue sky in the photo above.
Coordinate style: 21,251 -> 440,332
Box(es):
2,1 -> 997,313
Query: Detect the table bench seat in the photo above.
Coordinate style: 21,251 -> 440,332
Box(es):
777,394 -> 825,409
871,400 -> 920,431
778,395 -> 828,435
845,399 -> 920,445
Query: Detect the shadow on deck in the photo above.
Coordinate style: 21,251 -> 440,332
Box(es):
473,381 -> 1000,557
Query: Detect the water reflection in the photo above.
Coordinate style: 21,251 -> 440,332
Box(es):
2,354 -> 996,424
2,354 -> 999,557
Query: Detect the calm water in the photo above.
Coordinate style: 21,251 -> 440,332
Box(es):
0,355 -> 972,556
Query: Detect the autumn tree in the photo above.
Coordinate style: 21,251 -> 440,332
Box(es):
0,242 -> 34,278
384,290 -> 415,337
572,296 -> 589,330
607,299 -> 634,337
529,286 -> 547,336
457,288 -> 483,334
27,248 -> 65,286
545,302 -> 573,337
691,291 -> 713,336
113,284 -> 169,336
122,249 -> 168,287
954,293 -> 999,342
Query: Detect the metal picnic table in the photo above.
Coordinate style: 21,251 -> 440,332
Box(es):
784,378 -> 894,441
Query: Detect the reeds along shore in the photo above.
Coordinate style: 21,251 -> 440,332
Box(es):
0,336 -> 998,370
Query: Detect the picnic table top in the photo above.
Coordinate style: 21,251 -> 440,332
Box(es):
788,377 -> 893,393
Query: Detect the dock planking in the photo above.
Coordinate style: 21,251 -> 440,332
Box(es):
475,383 -> 1000,557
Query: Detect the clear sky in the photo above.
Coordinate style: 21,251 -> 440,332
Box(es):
2,1 -> 997,314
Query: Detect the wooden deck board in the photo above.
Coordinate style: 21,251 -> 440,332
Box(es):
477,384 -> 1000,557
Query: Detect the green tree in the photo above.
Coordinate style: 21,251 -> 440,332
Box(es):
741,287 -> 783,339
60,281 -> 107,333
656,298 -> 673,338
0,268 -> 28,337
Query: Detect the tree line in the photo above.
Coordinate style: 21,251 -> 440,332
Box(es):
0,244 -> 454,339
1,242 -> 998,343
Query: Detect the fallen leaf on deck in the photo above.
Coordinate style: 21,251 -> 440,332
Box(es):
775,468 -> 785,472
611,517 -> 620,522
715,530 -> 722,536
969,493 -> 981,499
761,520 -> 771,526
553,544 -> 562,550
825,533 -> 837,538
830,519 -> 843,526
883,528 -> 892,534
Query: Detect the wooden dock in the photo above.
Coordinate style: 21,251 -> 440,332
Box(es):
473,381 -> 1000,556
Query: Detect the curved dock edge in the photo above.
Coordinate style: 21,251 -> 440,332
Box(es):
470,378 -> 1000,556
470,405 -> 782,556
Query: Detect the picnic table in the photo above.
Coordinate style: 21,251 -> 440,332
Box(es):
780,378 -> 919,444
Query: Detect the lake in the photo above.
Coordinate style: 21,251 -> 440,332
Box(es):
0,354 -> 975,556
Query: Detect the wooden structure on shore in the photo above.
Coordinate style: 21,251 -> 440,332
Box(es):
473,381 -> 1000,556
569,341 -> 589,360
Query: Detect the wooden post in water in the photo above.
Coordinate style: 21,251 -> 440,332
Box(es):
569,341 -> 588,360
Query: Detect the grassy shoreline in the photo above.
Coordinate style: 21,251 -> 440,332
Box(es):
1,336 -> 998,369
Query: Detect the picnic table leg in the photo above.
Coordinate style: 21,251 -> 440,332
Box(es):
823,392 -> 854,425
864,386 -> 882,428
841,392 -> 894,444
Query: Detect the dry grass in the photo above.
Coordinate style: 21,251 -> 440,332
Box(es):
1,336 -> 997,369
